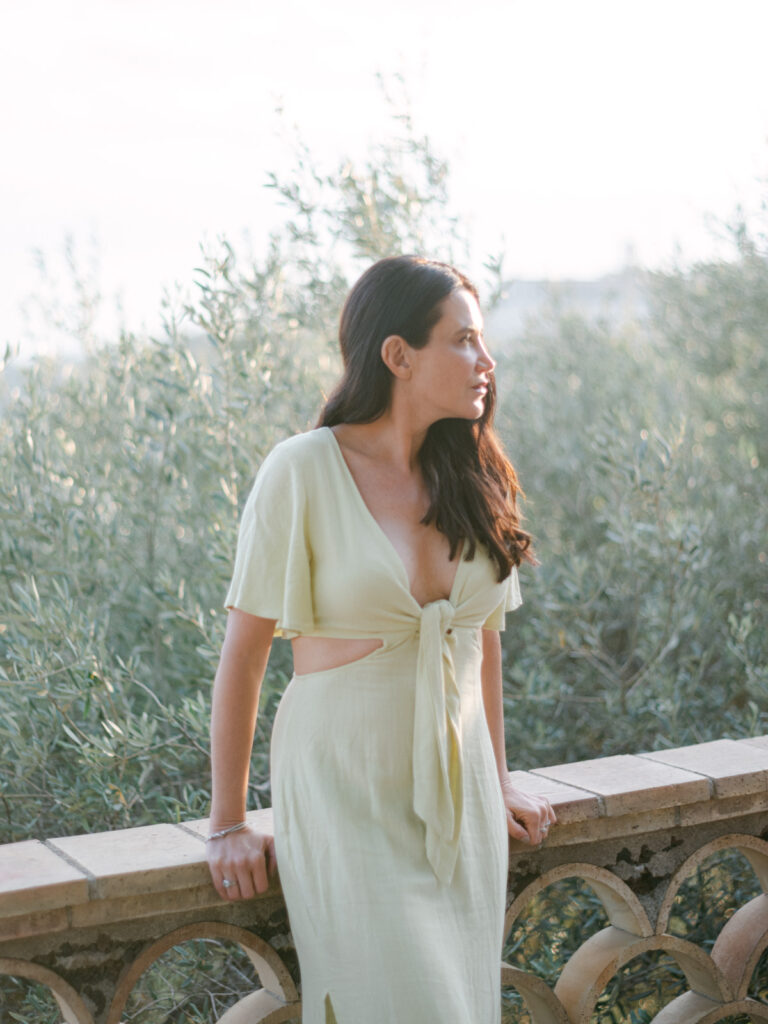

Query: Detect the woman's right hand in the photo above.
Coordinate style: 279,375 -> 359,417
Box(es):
206,825 -> 278,901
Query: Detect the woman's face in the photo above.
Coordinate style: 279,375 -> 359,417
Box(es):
407,288 -> 495,423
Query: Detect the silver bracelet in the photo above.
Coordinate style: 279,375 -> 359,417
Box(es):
206,821 -> 247,841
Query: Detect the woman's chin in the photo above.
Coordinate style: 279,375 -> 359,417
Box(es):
432,398 -> 486,422
456,409 -> 485,423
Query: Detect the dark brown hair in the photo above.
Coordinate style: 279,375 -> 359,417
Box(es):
318,255 -> 533,580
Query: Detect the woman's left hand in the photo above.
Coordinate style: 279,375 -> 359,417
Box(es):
500,774 -> 557,846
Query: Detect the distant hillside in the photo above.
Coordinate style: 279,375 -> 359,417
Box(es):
486,267 -> 648,344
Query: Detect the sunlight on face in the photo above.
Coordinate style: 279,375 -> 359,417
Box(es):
408,289 -> 495,423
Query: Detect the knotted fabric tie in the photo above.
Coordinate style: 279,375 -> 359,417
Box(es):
412,599 -> 463,885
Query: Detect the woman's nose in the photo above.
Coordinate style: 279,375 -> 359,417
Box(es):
477,341 -> 496,373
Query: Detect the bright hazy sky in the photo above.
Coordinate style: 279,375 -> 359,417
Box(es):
2,0 -> 767,355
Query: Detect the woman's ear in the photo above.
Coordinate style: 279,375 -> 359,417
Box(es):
380,334 -> 412,379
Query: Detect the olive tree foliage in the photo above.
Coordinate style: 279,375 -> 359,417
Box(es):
1,113 -> 767,850
496,218 -> 768,766
0,115 -> 473,843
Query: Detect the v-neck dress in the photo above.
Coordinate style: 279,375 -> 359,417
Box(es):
225,426 -> 522,1024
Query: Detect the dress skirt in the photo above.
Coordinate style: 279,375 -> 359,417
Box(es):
270,631 -> 508,1024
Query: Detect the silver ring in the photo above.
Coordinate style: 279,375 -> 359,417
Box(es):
541,824 -> 550,833
222,878 -> 236,889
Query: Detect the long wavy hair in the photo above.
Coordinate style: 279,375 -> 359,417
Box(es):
318,255 -> 533,580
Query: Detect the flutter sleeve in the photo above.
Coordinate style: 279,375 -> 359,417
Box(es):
224,442 -> 314,638
482,566 -> 523,631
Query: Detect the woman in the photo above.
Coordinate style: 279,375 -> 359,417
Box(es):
206,255 -> 556,1023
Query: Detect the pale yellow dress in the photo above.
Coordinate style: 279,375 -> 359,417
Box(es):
225,426 -> 522,1024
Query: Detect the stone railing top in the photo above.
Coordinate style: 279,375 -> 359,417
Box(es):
2,736 -> 768,943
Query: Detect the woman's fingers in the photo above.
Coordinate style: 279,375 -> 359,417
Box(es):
224,874 -> 243,901
505,807 -> 532,842
250,849 -> 270,895
207,829 -> 276,901
212,875 -> 231,901
503,785 -> 558,846
534,799 -> 557,844
528,798 -> 556,845
543,803 -> 557,839
211,866 -> 241,902
234,860 -> 256,900
520,810 -> 545,846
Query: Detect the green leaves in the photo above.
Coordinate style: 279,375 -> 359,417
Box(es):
495,229 -> 768,767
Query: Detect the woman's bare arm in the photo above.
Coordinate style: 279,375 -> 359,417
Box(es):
207,608 -> 277,900
480,628 -> 556,845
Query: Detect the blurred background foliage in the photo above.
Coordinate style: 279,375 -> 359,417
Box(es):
0,115 -> 766,844
498,221 -> 768,767
1,109 -> 767,1024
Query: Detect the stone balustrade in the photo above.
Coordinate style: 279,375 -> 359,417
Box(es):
3,735 -> 768,1023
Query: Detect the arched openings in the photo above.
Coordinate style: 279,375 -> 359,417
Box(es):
500,844 -> 768,1024
0,958 -> 93,1024
107,922 -> 298,1024
502,863 -> 651,1022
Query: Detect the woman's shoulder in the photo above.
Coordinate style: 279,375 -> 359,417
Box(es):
242,429 -> 330,514
264,426 -> 330,466
254,427 -> 331,487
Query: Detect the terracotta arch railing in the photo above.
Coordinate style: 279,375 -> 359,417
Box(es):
3,735 -> 768,1023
